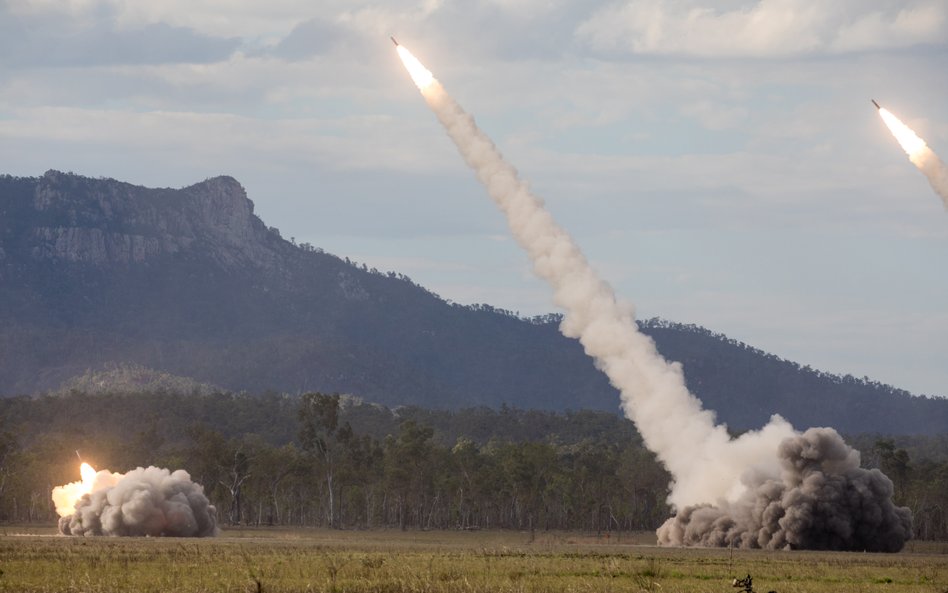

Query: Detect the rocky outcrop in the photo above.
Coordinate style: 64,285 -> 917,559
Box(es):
30,227 -> 184,263
19,170 -> 280,268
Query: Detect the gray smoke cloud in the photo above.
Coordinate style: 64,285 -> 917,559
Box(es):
657,428 -> 912,551
397,45 -> 912,551
58,466 -> 218,537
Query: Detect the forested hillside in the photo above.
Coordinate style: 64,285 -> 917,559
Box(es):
1,391 -> 946,538
1,171 -> 946,434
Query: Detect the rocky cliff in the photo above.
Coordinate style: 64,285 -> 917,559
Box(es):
17,170 -> 281,268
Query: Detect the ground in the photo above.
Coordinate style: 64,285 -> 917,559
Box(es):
0,526 -> 946,592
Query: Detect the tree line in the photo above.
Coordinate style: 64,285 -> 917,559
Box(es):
0,390 -> 946,539
0,392 -> 671,534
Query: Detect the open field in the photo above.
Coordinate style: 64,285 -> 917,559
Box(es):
1,526 -> 946,593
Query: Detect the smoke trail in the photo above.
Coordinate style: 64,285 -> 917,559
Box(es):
397,43 -> 793,511
878,106 -> 948,209
908,146 -> 948,208
396,44 -> 911,551
56,465 -> 218,537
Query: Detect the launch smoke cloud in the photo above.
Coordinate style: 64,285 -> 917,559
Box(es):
656,427 -> 912,551
56,466 -> 218,537
396,42 -> 912,551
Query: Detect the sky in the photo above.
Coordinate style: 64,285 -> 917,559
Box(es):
1,0 -> 946,399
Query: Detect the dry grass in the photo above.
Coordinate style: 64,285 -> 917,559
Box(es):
0,526 -> 946,593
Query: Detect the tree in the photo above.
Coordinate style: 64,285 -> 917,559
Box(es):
451,438 -> 482,529
384,420 -> 435,529
875,438 -> 911,500
334,432 -> 383,527
496,441 -> 556,539
298,392 -> 342,528
249,442 -> 304,526
615,445 -> 670,530
220,447 -> 252,525
0,431 -> 19,520
181,424 -> 253,525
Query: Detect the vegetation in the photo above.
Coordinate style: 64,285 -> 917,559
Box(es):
0,391 -> 671,533
0,527 -> 945,593
0,390 -> 946,539
54,362 -> 223,397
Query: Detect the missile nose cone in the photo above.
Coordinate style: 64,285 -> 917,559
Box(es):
872,99 -> 880,110
391,36 -> 399,46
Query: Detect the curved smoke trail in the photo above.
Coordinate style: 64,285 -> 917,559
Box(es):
396,43 -> 911,550
55,465 -> 218,537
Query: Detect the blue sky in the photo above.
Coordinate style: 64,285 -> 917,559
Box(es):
1,0 -> 946,398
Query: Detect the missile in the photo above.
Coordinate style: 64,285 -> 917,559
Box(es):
76,450 -> 82,461
391,36 -> 399,47
872,99 -> 880,110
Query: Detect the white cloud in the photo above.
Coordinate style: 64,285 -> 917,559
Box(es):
831,2 -> 948,52
0,105 -> 457,175
0,3 -> 240,68
576,0 -> 948,57
6,0 -> 437,44
7,0 -> 100,17
679,99 -> 748,131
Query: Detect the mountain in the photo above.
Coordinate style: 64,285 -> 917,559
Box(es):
1,170 -> 945,434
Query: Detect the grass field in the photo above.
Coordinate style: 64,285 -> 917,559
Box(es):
1,526 -> 946,593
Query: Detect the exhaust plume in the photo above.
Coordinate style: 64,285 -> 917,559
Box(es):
54,463 -> 218,537
877,105 -> 948,208
395,43 -> 911,550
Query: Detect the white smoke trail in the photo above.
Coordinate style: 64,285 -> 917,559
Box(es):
396,45 -> 796,511
398,46 -> 911,551
878,107 -> 948,209
396,44 -> 912,550
907,147 -> 948,209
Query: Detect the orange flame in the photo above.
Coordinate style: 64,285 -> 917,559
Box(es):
51,462 -> 99,516
79,462 -> 96,484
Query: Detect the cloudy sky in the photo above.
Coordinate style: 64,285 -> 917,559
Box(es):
2,0 -> 946,398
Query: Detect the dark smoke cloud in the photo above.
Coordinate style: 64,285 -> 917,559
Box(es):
58,466 -> 218,537
656,428 -> 912,552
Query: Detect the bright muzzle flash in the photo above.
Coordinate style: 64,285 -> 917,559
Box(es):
52,462 -> 101,516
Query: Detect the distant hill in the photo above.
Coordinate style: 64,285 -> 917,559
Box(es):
1,171 -> 945,434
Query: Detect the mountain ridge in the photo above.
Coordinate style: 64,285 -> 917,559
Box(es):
1,170 -> 944,434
